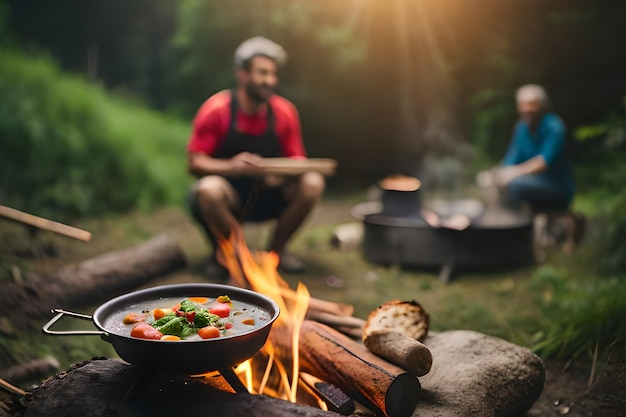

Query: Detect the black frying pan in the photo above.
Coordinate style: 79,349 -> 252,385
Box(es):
43,283 -> 280,392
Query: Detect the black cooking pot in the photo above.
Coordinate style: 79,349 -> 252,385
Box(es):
43,284 -> 280,385
379,176 -> 422,219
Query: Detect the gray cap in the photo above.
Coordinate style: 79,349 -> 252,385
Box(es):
234,36 -> 288,68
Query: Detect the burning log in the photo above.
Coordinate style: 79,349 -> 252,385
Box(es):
299,372 -> 355,415
6,358 -> 345,417
297,320 -> 421,417
0,233 -> 186,318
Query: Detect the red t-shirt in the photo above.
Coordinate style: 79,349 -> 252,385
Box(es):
187,90 -> 306,158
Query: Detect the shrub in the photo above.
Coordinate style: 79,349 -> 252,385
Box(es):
0,48 -> 191,220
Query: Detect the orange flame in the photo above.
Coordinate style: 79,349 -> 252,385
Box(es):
218,228 -> 311,403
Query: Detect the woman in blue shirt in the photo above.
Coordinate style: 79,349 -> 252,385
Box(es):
491,84 -> 575,211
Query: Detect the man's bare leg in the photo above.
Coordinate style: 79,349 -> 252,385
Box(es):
194,175 -> 241,244
269,171 -> 325,267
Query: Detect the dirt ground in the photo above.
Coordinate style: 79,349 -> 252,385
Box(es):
528,359 -> 625,417
0,196 -> 624,416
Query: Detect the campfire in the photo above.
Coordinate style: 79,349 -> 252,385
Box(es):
200,228 -> 429,417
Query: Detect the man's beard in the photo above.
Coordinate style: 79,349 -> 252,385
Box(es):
245,81 -> 274,104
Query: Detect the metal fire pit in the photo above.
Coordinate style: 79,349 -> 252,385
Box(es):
352,200 -> 535,283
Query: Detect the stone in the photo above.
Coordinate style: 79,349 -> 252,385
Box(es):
414,330 -> 545,417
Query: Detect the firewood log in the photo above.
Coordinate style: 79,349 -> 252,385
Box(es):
297,320 -> 421,417
0,233 -> 186,319
10,358 -> 344,417
363,330 -> 432,377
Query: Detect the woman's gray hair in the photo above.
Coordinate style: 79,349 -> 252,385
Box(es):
516,84 -> 549,109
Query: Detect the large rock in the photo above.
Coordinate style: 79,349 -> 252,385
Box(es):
416,330 -> 545,417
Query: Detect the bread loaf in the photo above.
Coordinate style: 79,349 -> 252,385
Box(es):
363,300 -> 429,342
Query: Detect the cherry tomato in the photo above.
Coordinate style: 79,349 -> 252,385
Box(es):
198,326 -> 221,339
123,313 -> 145,324
224,322 -> 233,330
186,311 -> 196,323
130,322 -> 163,340
209,303 -> 231,318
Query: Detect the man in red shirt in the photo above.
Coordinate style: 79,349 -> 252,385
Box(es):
187,37 -> 325,276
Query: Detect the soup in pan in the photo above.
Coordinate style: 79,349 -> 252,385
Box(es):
103,295 -> 271,341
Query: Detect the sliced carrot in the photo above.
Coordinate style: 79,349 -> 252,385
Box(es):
153,308 -> 172,320
160,335 -> 181,341
198,326 -> 221,339
188,297 -> 209,304
123,313 -> 146,324
241,318 -> 255,326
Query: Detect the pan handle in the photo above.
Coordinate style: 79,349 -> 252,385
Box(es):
42,309 -> 105,336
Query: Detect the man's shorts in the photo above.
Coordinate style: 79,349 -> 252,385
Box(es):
188,176 -> 288,230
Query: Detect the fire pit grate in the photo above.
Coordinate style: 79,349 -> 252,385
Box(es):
352,199 -> 535,283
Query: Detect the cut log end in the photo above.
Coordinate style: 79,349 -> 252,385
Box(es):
386,373 -> 422,417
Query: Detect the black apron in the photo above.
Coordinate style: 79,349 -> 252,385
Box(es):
213,90 -> 282,159
213,90 -> 286,221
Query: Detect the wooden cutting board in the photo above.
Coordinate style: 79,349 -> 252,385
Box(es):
254,158 -> 337,176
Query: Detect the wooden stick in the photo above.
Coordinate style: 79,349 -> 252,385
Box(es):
307,297 -> 353,317
334,325 -> 365,339
363,330 -> 433,377
0,376 -> 27,396
297,320 -> 421,417
0,205 -> 91,242
305,310 -> 365,329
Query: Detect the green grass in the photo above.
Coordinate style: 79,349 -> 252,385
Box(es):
530,267 -> 626,360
